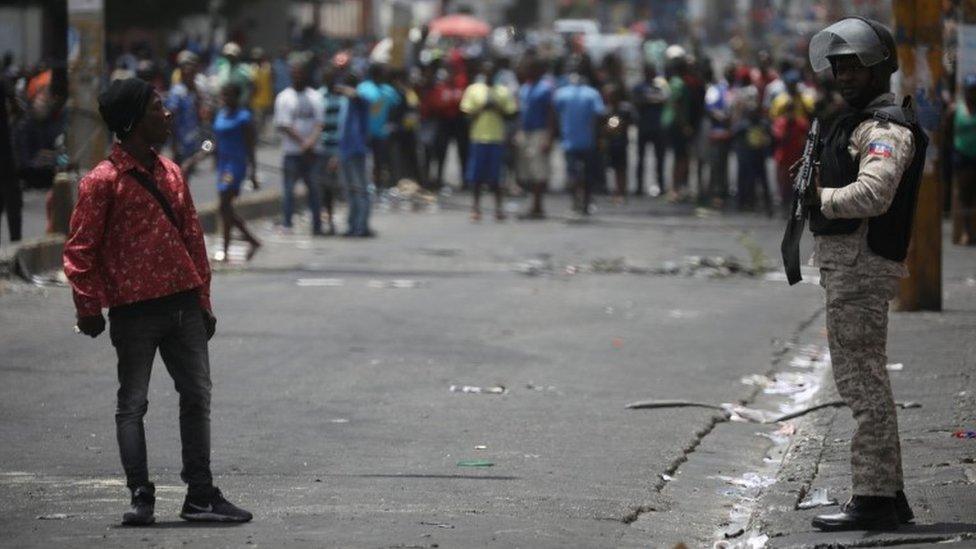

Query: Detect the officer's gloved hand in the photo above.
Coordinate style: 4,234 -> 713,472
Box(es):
77,314 -> 106,338
202,309 -> 216,340
802,165 -> 822,208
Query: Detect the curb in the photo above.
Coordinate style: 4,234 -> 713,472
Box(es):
1,188 -> 299,281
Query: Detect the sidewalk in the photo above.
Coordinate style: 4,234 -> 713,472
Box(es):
751,242 -> 976,548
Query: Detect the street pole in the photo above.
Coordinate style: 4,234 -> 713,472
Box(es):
892,0 -> 943,311
61,0 -> 107,233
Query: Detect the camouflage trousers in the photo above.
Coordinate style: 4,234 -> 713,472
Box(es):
821,269 -> 904,497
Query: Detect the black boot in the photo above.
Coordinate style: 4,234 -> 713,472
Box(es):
895,490 -> 914,524
122,484 -> 155,526
812,495 -> 899,531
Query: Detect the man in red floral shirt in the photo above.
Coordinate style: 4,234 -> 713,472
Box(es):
63,78 -> 251,526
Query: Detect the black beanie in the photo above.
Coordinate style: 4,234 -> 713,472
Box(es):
97,78 -> 153,139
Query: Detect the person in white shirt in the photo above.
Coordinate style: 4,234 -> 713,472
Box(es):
274,56 -> 326,235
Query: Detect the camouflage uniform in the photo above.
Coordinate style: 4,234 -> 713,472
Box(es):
812,93 -> 915,497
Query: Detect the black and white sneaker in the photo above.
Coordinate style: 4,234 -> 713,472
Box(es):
122,485 -> 155,526
179,487 -> 252,523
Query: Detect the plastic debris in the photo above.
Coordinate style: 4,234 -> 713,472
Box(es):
661,474 -> 674,482
668,309 -> 700,319
788,345 -> 831,370
886,363 -> 905,371
457,459 -> 494,467
612,338 -> 625,349
744,533 -> 769,548
36,513 -> 74,520
450,385 -> 506,395
723,404 -> 778,424
474,445 -> 487,450
740,375 -> 772,387
329,418 -> 349,424
952,430 -> 976,439
798,487 -> 838,510
711,473 -> 776,491
297,278 -> 345,287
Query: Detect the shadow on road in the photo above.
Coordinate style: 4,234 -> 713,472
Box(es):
351,474 -> 520,481
113,521 -> 250,529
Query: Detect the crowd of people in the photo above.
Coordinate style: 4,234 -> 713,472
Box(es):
3,23 -> 976,249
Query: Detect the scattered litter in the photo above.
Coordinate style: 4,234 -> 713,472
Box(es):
30,272 -> 68,287
612,338 -> 625,348
378,179 -> 439,212
743,533 -> 769,549
604,306 -> 615,315
450,385 -> 506,395
661,474 -> 674,482
711,473 -> 776,491
474,445 -> 487,450
36,513 -> 74,520
886,363 -> 904,371
788,345 -> 831,370
774,422 -> 796,437
525,382 -> 561,394
630,399 -> 920,424
419,521 -> 455,529
513,257 -> 554,276
457,459 -> 494,468
668,309 -> 700,319
368,279 -> 425,289
952,430 -> 976,439
762,372 -> 821,404
723,404 -> 778,424
296,278 -> 345,287
329,418 -> 349,424
964,468 -> 976,484
797,487 -> 838,510
966,277 -> 976,287
740,374 -> 772,387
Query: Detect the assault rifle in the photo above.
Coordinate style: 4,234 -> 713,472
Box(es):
780,118 -> 822,285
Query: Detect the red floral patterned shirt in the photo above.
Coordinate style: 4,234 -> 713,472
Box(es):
63,144 -> 211,317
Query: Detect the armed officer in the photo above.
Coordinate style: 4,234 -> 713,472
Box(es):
805,18 -> 928,531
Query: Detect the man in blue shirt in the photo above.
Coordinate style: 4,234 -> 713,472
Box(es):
516,56 -> 554,219
335,71 -> 376,237
356,64 -> 401,189
166,51 -> 209,179
553,67 -> 605,215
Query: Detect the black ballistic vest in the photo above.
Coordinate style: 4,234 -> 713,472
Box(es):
809,99 -> 928,262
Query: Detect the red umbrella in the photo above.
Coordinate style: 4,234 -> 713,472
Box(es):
429,14 -> 491,39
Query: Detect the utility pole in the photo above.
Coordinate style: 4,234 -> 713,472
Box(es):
59,0 -> 107,234
892,0 -> 943,311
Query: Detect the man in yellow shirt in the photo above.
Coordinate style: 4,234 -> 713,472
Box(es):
460,60 -> 517,221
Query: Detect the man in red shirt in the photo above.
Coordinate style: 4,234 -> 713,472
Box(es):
63,78 -> 252,526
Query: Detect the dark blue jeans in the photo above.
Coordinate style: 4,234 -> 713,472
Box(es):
340,154 -> 371,235
283,153 -> 323,233
109,306 -> 213,492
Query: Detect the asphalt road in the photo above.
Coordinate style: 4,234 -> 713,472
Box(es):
0,195 -> 826,547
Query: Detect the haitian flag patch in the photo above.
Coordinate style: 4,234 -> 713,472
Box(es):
867,141 -> 894,158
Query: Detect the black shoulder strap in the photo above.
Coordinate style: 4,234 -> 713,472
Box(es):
866,95 -> 917,128
127,168 -> 180,229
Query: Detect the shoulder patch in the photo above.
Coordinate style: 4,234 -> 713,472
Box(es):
867,141 -> 894,158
